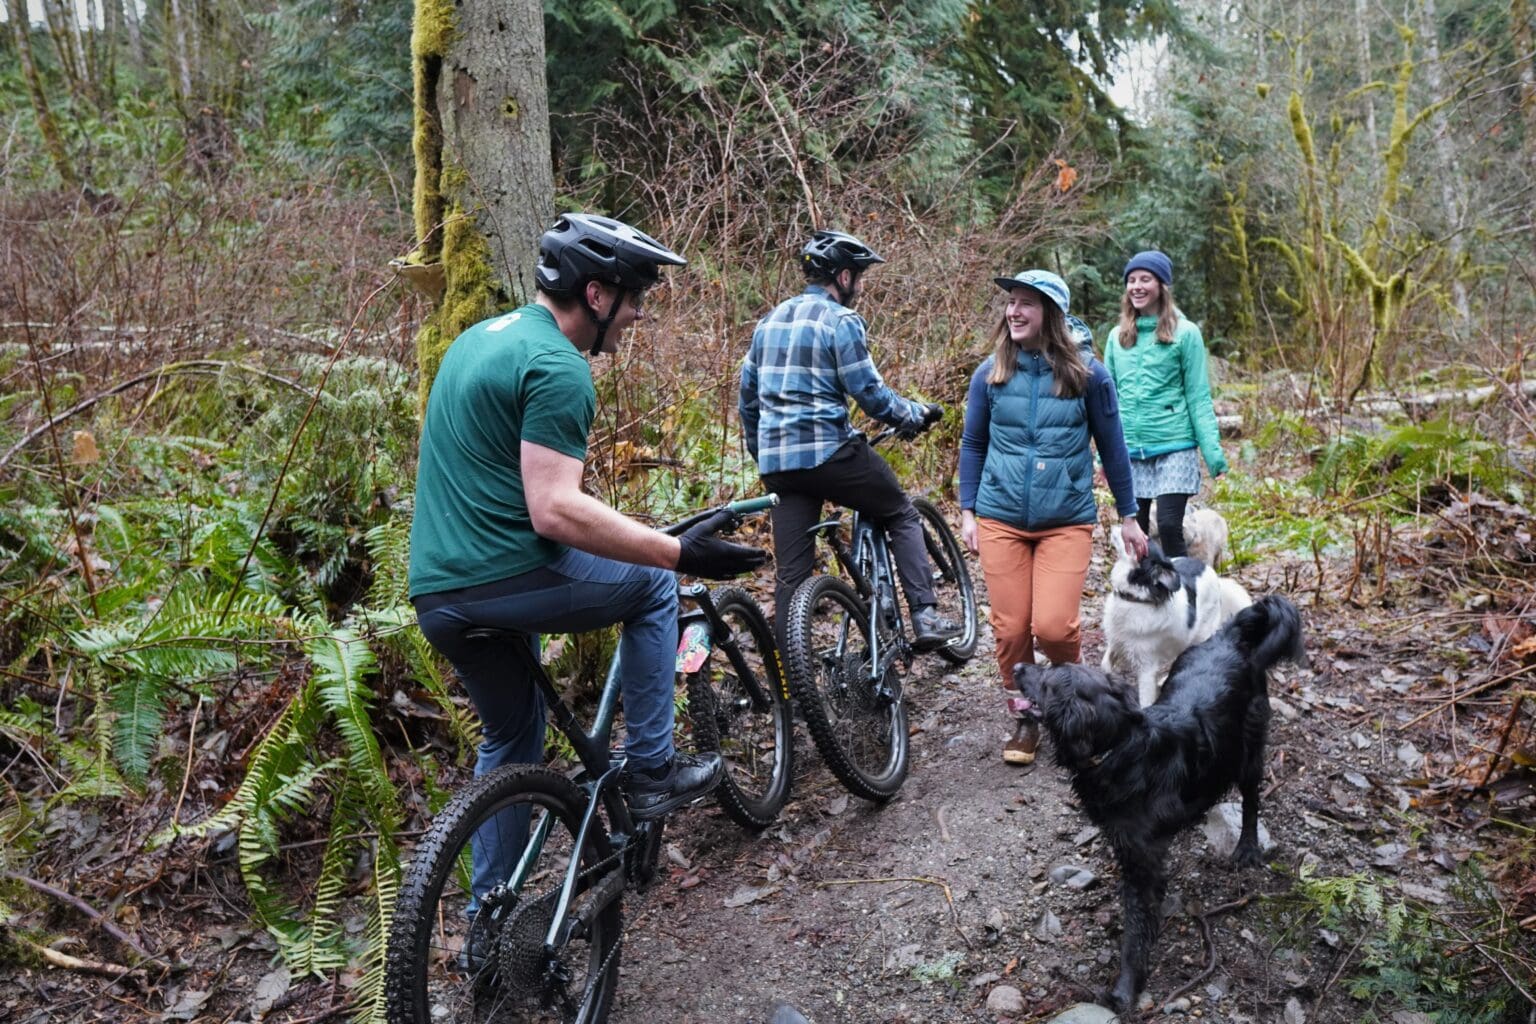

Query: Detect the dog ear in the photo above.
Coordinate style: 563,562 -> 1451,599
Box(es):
1110,524 -> 1126,560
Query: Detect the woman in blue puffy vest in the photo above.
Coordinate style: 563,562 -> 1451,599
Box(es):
959,269 -> 1148,764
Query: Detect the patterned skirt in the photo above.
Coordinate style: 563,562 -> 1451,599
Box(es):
1130,447 -> 1202,499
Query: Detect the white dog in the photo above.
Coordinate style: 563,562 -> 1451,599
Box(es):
1101,525 -> 1253,707
1146,505 -> 1230,567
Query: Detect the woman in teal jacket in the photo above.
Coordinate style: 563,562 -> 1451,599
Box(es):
1102,251 -> 1228,557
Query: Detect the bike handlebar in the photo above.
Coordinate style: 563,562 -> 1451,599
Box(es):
662,493 -> 779,537
870,403 -> 943,447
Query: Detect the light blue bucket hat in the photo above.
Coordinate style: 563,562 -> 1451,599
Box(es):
993,269 -> 1071,315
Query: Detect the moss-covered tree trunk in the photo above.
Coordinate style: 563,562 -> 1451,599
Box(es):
6,0 -> 76,187
411,0 -> 554,404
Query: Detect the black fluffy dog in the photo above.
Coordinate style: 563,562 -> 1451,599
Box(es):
1013,594 -> 1305,1012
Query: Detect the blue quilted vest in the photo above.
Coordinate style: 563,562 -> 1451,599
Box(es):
974,351 -> 1097,530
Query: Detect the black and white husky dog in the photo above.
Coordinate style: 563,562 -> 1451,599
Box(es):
1102,525 -> 1253,707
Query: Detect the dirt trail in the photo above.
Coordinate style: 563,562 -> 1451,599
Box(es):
608,547 -> 1480,1024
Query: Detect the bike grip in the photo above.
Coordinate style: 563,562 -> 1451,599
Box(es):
727,494 -> 779,515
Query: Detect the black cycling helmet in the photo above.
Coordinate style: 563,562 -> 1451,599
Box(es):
536,212 -> 685,354
536,212 -> 686,296
800,229 -> 885,279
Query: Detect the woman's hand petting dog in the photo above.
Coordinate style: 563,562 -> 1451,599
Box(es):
1013,594 -> 1305,1012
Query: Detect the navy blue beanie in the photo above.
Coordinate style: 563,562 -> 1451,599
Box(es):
1124,250 -> 1173,286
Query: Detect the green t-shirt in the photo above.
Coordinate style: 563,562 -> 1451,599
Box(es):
408,304 -> 596,598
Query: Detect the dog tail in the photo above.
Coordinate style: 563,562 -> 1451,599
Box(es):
1229,594 -> 1306,672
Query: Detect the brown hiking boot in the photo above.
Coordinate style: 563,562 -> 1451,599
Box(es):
1003,716 -> 1038,765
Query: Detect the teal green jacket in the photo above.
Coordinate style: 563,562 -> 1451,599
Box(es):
1102,315 -> 1228,476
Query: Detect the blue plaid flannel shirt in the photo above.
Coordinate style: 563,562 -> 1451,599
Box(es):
739,285 -> 927,474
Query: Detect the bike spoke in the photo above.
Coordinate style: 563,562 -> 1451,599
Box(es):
387,767 -> 621,1024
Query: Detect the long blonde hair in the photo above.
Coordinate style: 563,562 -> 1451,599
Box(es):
986,299 -> 1088,397
1116,282 -> 1180,347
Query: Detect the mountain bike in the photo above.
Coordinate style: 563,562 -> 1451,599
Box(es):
385,495 -> 788,1024
782,429 -> 978,801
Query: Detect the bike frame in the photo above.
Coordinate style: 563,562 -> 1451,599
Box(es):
804,508 -> 910,701
464,494 -> 778,983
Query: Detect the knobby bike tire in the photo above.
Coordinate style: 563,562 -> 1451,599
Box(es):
912,497 -> 980,664
385,764 -> 622,1024
783,574 -> 909,801
685,587 -> 794,829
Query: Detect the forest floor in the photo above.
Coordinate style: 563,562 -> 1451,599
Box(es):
3,516 -> 1534,1024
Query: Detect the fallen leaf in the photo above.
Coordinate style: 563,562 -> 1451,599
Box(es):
722,884 -> 780,908
161,989 -> 211,1021
72,430 -> 100,464
251,967 -> 290,1015
1054,159 -> 1078,192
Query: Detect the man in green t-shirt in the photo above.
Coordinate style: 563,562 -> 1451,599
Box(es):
409,214 -> 767,928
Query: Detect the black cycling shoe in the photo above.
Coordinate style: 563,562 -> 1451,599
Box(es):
622,752 -> 724,820
454,910 -> 497,977
911,605 -> 962,651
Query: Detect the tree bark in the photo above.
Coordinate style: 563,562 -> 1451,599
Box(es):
6,0 -> 77,187
1417,0 -> 1471,322
165,0 -> 194,105
411,0 -> 554,401
1352,0 -> 1379,168
1513,0 -> 1536,252
119,0 -> 145,65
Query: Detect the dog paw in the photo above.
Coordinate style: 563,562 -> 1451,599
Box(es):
1232,842 -> 1264,869
1098,974 -> 1143,1013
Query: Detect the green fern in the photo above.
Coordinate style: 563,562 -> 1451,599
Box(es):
1272,865 -> 1525,1022
362,604 -> 476,758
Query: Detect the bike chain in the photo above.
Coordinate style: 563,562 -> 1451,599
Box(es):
547,819 -> 664,1019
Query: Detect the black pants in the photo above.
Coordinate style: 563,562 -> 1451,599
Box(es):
1136,492 -> 1190,557
761,438 -> 934,645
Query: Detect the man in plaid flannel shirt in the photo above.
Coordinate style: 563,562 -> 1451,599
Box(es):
739,229 -> 961,650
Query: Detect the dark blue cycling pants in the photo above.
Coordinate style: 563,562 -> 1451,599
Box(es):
413,546 -> 678,911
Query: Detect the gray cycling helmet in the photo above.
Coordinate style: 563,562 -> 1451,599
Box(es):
536,212 -> 686,296
801,229 -> 885,278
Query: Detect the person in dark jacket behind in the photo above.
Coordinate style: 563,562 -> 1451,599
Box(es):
1102,250 -> 1229,557
959,270 -> 1148,765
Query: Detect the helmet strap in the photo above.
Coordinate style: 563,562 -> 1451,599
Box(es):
580,284 -> 626,355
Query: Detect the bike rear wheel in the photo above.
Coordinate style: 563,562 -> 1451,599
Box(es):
783,575 -> 908,801
912,497 -> 979,664
385,765 -> 622,1024
686,587 -> 794,829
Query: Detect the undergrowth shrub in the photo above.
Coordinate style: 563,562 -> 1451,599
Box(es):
1266,864 -> 1531,1022
1308,416 -> 1522,509
0,352 -> 466,1020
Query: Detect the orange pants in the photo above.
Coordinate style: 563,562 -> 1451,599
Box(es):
976,518 -> 1095,687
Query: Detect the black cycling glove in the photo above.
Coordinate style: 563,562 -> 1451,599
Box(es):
676,510 -> 769,579
897,402 -> 943,439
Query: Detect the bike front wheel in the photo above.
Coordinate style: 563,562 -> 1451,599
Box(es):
686,587 -> 794,829
913,496 -> 980,664
784,575 -> 908,801
385,765 -> 622,1024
